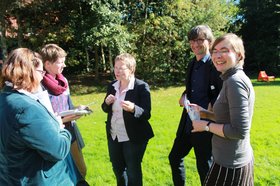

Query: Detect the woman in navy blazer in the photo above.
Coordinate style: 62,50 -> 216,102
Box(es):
0,48 -> 73,185
102,53 -> 154,186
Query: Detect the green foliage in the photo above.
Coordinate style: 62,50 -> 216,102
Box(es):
122,0 -> 238,84
71,78 -> 280,185
239,0 -> 280,75
2,0 -> 238,83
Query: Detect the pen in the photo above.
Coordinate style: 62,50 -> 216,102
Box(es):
86,101 -> 96,107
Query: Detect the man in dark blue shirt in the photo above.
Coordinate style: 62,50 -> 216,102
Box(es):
169,25 -> 222,185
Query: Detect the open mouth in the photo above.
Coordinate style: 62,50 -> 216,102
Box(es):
215,61 -> 226,65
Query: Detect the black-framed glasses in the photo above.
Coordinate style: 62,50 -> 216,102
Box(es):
36,69 -> 46,76
189,38 -> 206,45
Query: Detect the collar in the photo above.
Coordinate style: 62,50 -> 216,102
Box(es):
113,76 -> 135,92
200,53 -> 211,64
220,66 -> 243,81
4,81 -> 38,100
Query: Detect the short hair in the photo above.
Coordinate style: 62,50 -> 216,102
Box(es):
188,25 -> 214,45
211,33 -> 245,67
115,53 -> 136,74
40,44 -> 67,64
1,48 -> 40,92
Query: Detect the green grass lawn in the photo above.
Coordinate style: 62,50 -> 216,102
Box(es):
70,78 -> 280,186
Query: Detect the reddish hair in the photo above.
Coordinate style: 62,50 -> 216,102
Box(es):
1,48 -> 40,92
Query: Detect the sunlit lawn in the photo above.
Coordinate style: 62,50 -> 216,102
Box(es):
70,77 -> 280,186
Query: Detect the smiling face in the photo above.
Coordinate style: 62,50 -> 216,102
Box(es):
188,25 -> 214,60
211,33 -> 245,74
44,57 -> 66,77
211,40 -> 240,74
190,38 -> 210,58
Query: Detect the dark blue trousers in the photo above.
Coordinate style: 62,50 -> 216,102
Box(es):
169,131 -> 213,186
108,137 -> 148,186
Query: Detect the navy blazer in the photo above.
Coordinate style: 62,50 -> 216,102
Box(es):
102,78 -> 154,143
177,56 -> 222,136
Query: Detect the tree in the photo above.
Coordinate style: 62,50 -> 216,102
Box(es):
119,0 -> 239,84
239,0 -> 280,74
85,0 -> 134,81
1,0 -> 240,84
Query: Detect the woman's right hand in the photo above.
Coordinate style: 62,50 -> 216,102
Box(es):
179,95 -> 184,107
105,94 -> 116,105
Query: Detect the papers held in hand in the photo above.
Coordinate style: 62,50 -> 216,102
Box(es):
184,94 -> 200,121
58,108 -> 93,117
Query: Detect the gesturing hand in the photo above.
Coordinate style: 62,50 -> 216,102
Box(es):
121,100 -> 135,113
105,94 -> 116,105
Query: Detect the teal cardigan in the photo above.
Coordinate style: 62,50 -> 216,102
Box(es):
0,86 -> 73,185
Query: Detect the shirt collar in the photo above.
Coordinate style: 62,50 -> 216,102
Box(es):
5,81 -> 38,100
200,53 -> 211,63
113,76 -> 135,92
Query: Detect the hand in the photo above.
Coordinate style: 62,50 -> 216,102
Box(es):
77,105 -> 87,110
62,114 -> 82,123
105,94 -> 116,105
191,120 -> 208,133
121,100 -> 135,113
188,103 -> 202,113
179,96 -> 184,107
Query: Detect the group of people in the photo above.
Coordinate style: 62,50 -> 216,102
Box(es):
168,25 -> 255,186
101,25 -> 255,186
0,44 -> 89,185
0,24 -> 255,186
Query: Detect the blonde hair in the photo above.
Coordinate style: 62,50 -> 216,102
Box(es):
212,33 -> 245,67
1,48 -> 40,92
115,53 -> 136,74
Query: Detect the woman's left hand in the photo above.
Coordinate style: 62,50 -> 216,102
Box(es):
121,100 -> 135,113
192,120 -> 208,132
62,114 -> 82,123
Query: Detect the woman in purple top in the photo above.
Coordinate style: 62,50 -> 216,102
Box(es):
40,44 -> 89,185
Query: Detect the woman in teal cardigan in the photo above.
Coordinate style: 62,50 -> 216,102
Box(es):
0,48 -> 73,185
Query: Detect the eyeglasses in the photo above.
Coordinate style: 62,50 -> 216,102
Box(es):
114,67 -> 129,72
189,38 -> 206,45
36,69 -> 46,76
211,49 -> 231,56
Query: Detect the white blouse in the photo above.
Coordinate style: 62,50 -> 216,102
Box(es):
110,77 -> 135,142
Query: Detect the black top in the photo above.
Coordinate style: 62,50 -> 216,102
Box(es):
177,54 -> 222,136
101,78 -> 154,143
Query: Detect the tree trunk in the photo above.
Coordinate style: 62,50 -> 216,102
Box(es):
0,1 -> 8,58
15,13 -> 22,47
94,46 -> 99,81
108,48 -> 114,79
85,48 -> 90,72
101,45 -> 106,71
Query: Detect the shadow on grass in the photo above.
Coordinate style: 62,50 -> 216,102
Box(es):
67,73 -> 280,96
67,74 -> 110,96
67,73 -> 185,95
252,79 -> 280,87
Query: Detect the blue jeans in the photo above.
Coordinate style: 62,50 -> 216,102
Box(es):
108,137 -> 148,186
